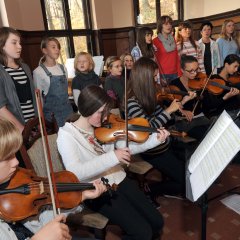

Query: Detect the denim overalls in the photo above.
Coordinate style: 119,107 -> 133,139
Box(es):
40,63 -> 73,127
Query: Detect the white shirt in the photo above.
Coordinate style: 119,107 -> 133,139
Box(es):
57,122 -> 162,185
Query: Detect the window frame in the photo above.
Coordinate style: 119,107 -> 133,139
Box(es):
40,0 -> 95,58
133,0 -> 184,28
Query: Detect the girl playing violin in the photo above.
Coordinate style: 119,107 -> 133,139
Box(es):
0,117 -> 106,240
57,85 -> 166,240
203,54 -> 240,121
127,57 -> 187,199
170,55 -> 211,140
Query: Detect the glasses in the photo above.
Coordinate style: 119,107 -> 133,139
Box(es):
185,68 -> 199,74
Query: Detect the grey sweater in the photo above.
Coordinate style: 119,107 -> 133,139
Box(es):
0,63 -> 37,124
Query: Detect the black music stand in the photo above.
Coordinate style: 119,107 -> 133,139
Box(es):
186,110 -> 240,240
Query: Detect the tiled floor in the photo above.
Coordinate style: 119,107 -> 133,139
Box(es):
105,164 -> 240,240
73,164 -> 240,240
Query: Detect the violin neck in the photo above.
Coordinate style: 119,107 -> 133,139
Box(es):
128,124 -> 158,133
169,89 -> 188,96
56,183 -> 95,192
210,81 -> 231,91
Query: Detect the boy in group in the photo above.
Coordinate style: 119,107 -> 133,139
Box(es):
0,117 -> 106,240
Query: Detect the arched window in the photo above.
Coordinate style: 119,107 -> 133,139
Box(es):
40,0 -> 94,64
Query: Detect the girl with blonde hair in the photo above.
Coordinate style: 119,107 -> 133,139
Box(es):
216,19 -> 240,67
72,52 -> 102,106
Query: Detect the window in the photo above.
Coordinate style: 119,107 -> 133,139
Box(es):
40,0 -> 93,64
133,0 -> 183,26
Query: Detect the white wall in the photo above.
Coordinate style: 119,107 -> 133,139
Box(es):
2,0 -> 240,30
184,0 -> 239,20
0,0 -> 9,27
91,0 -> 134,29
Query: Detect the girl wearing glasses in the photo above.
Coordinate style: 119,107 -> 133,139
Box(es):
170,55 -> 211,140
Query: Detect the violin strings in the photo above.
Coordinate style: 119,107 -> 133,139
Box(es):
27,182 -> 94,192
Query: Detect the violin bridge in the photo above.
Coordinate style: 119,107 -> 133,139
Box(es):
39,181 -> 44,194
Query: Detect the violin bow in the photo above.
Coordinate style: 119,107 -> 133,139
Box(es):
191,67 -> 216,115
35,89 -> 61,216
152,49 -> 184,115
124,66 -> 129,148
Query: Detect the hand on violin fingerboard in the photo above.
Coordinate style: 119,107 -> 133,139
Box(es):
114,147 -> 131,165
165,99 -> 183,114
223,87 -> 239,100
82,179 -> 107,201
156,128 -> 170,143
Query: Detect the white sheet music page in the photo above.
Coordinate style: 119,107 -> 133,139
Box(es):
188,111 -> 240,201
92,56 -> 104,76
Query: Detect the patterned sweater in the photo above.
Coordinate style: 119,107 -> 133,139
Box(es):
177,41 -> 206,73
127,97 -> 171,128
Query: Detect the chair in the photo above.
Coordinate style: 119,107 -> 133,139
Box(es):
19,117 -> 108,239
127,154 -> 154,189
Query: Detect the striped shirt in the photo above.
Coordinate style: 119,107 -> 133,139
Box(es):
127,97 -> 171,128
4,66 -> 35,122
177,41 -> 206,73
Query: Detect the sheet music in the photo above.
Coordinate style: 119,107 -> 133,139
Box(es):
65,56 -> 104,78
187,111 -> 240,202
92,56 -> 104,76
65,58 -> 75,78
221,194 -> 240,215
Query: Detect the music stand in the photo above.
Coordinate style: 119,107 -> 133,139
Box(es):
186,110 -> 240,240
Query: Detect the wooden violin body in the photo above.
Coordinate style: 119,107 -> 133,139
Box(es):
0,168 -> 94,222
95,114 -> 150,143
156,85 -> 188,102
188,72 -> 207,91
95,114 -> 187,144
228,73 -> 240,85
188,73 -> 228,95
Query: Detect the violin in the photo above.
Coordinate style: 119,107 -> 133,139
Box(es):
209,78 -> 240,94
188,73 -> 229,95
156,85 -> 189,102
0,168 -> 116,222
228,73 -> 240,85
94,114 -> 187,143
188,72 -> 208,91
